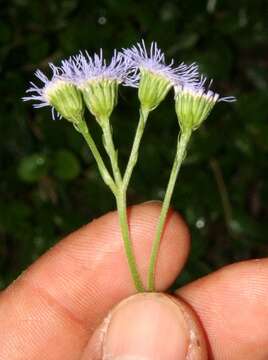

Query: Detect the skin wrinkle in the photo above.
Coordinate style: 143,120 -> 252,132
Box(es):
19,276 -> 89,334
23,254 -> 117,332
58,204 -> 182,281
0,283 -> 88,360
2,280 -> 89,359
0,233 -> 125,358
63,236 -> 122,269
75,206 -> 157,277
20,221 -> 126,328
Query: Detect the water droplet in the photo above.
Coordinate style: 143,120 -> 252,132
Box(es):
98,16 -> 107,25
196,218 -> 205,229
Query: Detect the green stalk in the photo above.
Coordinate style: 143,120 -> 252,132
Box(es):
123,108 -> 149,190
116,190 -> 145,291
101,117 -> 145,292
147,130 -> 192,291
78,120 -> 116,194
102,119 -> 122,185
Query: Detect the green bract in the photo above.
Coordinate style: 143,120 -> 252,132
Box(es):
138,69 -> 172,112
45,80 -> 84,124
79,79 -> 118,124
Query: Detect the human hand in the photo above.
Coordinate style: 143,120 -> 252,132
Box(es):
1,202 -> 267,359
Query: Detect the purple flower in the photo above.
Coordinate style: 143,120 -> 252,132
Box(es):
23,63 -> 68,119
175,75 -> 236,103
175,75 -> 236,132
122,40 -> 199,87
23,62 -> 84,122
62,49 -> 129,87
59,49 -> 129,122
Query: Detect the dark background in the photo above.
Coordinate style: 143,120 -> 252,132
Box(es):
1,0 -> 268,289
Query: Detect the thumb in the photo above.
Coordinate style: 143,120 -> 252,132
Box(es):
82,293 -> 208,359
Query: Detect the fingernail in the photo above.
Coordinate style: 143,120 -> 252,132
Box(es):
102,293 -> 190,359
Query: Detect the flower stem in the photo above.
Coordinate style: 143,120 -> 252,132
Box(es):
101,117 -> 144,292
102,119 -> 122,185
147,130 -> 192,291
78,120 -> 116,194
116,190 -> 145,291
123,108 -> 149,190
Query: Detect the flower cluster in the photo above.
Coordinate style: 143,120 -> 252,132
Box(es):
22,40 -> 236,292
23,40 -> 235,131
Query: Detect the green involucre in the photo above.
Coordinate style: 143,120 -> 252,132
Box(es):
46,81 -> 84,124
80,79 -> 118,124
138,69 -> 172,111
175,90 -> 217,132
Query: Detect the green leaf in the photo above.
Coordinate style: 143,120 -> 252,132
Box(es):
17,154 -> 48,183
53,149 -> 81,181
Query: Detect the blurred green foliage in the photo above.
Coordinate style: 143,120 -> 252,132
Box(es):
1,0 -> 268,289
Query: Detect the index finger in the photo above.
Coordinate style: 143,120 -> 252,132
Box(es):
0,202 -> 190,360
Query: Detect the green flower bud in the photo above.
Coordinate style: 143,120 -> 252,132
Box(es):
79,79 -> 118,124
175,86 -> 219,132
174,77 -> 236,133
138,69 -> 172,112
45,80 -> 84,124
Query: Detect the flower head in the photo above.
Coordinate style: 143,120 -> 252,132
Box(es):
66,49 -> 128,85
122,40 -> 199,112
174,75 -> 236,132
63,50 -> 127,123
23,63 -> 84,124
123,40 -> 179,86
